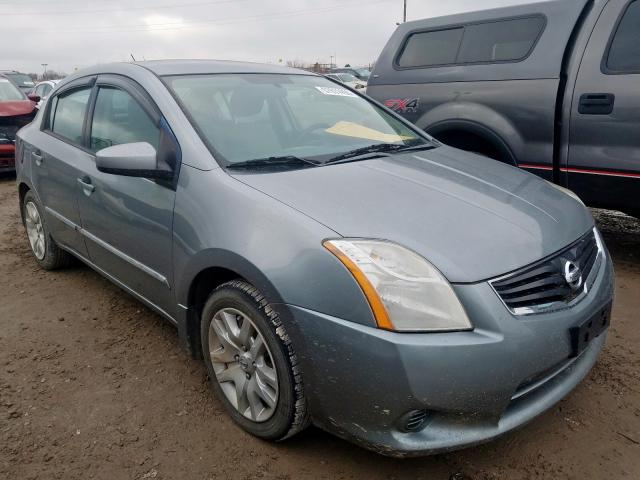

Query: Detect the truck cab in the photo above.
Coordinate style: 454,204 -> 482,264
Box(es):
367,0 -> 640,217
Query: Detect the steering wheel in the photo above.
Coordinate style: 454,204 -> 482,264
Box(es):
293,123 -> 331,145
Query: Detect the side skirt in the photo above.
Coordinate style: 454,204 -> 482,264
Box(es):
60,244 -> 178,327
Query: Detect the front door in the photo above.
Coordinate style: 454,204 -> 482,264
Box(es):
567,0 -> 640,214
75,77 -> 177,318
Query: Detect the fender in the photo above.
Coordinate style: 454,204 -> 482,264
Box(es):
416,101 -> 524,165
427,119 -> 518,166
176,248 -> 285,309
174,248 -> 287,355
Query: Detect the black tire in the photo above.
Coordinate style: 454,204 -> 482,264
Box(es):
22,191 -> 73,270
200,280 -> 308,441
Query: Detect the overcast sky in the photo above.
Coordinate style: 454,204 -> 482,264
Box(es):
1,0 -> 535,75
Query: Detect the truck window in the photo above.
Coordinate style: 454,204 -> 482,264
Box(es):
605,0 -> 640,73
458,17 -> 545,63
397,16 -> 545,69
397,28 -> 463,68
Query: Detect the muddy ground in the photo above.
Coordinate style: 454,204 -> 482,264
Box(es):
0,175 -> 638,480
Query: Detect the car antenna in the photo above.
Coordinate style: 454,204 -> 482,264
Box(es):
130,54 -> 137,62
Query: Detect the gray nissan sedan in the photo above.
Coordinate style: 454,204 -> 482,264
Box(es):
15,60 -> 614,456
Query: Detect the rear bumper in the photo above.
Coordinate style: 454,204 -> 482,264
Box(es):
278,248 -> 614,456
0,144 -> 16,172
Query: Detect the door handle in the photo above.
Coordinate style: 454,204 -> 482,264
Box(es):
77,176 -> 95,195
31,151 -> 43,166
578,93 -> 615,115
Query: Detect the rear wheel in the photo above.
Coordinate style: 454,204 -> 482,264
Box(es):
22,191 -> 72,270
200,280 -> 308,440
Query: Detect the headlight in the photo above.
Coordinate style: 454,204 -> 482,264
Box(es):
547,181 -> 585,206
323,239 -> 472,332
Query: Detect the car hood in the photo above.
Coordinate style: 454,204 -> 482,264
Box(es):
0,100 -> 35,117
231,146 -> 594,283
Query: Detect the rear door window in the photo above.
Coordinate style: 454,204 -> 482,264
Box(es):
605,0 -> 640,73
397,16 -> 545,68
50,88 -> 92,145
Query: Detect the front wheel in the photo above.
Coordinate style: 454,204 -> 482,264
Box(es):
200,280 -> 308,440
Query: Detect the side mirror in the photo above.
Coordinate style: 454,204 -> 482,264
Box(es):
27,94 -> 41,103
95,142 -> 172,179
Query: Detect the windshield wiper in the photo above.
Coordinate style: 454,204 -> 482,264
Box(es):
226,155 -> 319,170
323,140 -> 435,165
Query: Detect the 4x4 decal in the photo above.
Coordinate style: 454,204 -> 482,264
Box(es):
384,98 -> 420,113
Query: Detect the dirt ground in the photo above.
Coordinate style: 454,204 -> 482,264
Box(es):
0,175 -> 638,480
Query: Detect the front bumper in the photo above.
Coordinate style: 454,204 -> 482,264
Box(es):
0,144 -> 15,172
278,248 -> 614,457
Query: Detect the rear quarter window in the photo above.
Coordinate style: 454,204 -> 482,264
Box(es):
396,15 -> 546,69
49,88 -> 91,145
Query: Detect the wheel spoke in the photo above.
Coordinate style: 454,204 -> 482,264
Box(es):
216,363 -> 242,383
256,363 -> 277,389
246,376 -> 265,420
235,373 -> 249,415
26,203 -> 36,222
210,318 -> 242,355
210,345 -> 237,364
249,335 -> 265,358
220,310 -> 241,341
254,374 -> 277,408
237,317 -> 252,346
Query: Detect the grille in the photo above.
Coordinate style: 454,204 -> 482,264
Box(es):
399,409 -> 429,432
491,229 -> 601,314
0,124 -> 19,144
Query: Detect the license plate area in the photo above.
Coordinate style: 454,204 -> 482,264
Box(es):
569,303 -> 611,358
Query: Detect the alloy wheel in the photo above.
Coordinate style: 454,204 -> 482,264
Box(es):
24,201 -> 46,260
208,307 -> 279,422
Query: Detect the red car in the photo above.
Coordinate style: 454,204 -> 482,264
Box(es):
0,75 -> 38,172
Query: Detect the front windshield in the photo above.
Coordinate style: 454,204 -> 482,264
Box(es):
0,78 -> 25,101
165,73 -> 431,166
6,73 -> 35,90
337,73 -> 358,83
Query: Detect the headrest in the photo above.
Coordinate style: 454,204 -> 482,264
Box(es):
229,87 -> 267,117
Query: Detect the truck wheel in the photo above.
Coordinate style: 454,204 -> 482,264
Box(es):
200,280 -> 309,441
22,191 -> 73,270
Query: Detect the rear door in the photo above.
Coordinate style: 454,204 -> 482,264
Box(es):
75,75 -> 178,318
33,77 -> 95,257
567,0 -> 640,213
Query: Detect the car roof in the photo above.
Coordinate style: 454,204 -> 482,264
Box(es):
136,59 -> 313,76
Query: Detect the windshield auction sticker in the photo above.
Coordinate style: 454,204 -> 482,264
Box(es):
315,86 -> 358,97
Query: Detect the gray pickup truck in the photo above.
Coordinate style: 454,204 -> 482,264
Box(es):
367,0 -> 640,217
